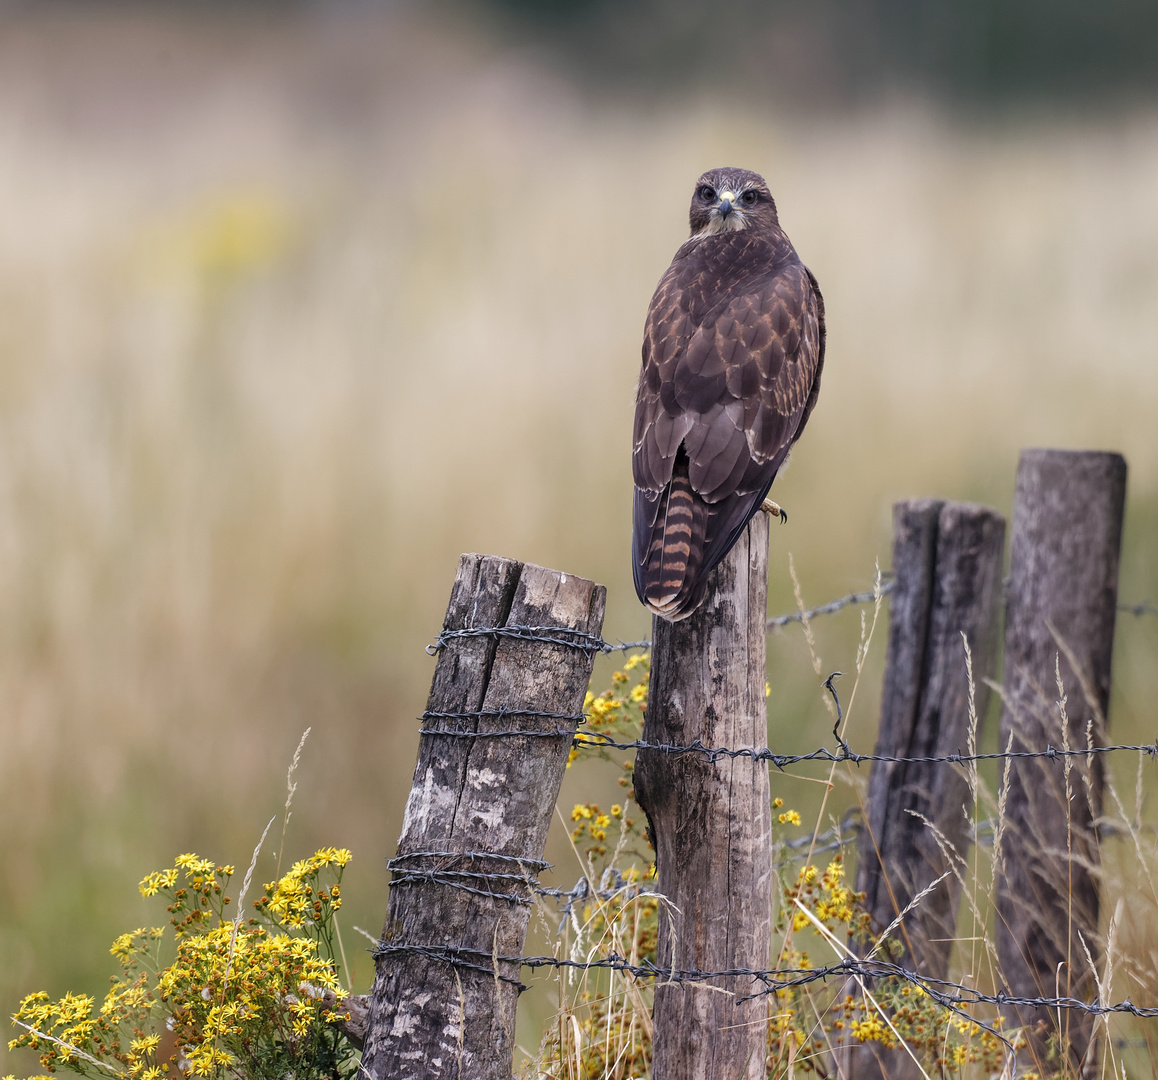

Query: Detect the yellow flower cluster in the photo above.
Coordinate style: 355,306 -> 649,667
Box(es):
533,655 -> 663,1078
7,848 -> 358,1080
772,797 -> 802,826
562,978 -> 654,1080
139,855 -> 235,936
815,860 -> 856,924
825,982 -> 1009,1073
781,858 -> 868,939
254,847 -> 351,930
110,927 -> 164,966
570,653 -> 650,768
158,923 -> 344,1073
542,655 -> 1017,1080
8,992 -> 97,1066
568,797 -> 652,868
849,1014 -> 894,1046
570,802 -> 617,850
138,868 -> 177,897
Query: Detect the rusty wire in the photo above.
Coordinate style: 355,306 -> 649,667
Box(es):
390,581 -> 1158,1036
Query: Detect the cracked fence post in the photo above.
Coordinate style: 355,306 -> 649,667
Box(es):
362,555 -> 606,1080
633,512 -> 772,1080
996,449 -> 1126,1075
851,499 -> 1006,1080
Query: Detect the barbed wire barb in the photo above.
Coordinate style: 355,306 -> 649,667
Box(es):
399,577 -> 1158,1050
424,581 -> 1157,658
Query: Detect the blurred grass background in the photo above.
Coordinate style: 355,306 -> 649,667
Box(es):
2,2 -> 1158,1072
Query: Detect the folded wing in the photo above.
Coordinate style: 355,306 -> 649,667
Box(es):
632,256 -> 824,619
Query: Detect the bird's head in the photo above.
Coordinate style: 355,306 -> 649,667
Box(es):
688,167 -> 778,238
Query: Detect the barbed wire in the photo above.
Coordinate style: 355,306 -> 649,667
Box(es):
375,854 -> 1158,1064
765,584 -> 1153,631
399,581 -> 1158,1044
569,729 -> 1158,768
767,580 -> 894,628
422,587 -> 896,659
531,828 -> 855,931
385,840 -> 857,933
373,939 -> 1158,1023
426,623 -> 650,658
419,706 -> 1158,770
386,850 -> 550,907
424,583 -> 1157,661
385,828 -> 854,926
418,575 -> 1158,771
1120,600 -> 1158,617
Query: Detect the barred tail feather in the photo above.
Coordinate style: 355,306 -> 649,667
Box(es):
641,464 -> 707,621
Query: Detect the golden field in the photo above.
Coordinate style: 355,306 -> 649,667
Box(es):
1,7 -> 1157,1073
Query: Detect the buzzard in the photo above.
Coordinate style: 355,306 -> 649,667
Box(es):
632,167 -> 825,620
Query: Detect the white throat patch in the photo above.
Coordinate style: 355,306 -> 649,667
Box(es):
693,211 -> 748,240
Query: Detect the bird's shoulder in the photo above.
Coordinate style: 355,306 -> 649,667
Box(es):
647,230 -> 806,338
643,230 -> 817,383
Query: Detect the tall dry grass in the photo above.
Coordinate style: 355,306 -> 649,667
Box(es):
1,6 -> 1157,1075
527,631 -> 1158,1079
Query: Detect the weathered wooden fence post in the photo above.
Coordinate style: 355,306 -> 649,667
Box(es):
361,554 -> 606,1080
995,449 -> 1126,1074
852,499 -> 1006,1079
633,512 -> 772,1080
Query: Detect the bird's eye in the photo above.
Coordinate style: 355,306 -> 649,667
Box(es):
698,185 -> 715,201
741,190 -> 758,205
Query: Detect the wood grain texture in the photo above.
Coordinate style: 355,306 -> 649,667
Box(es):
362,554 -> 606,1080
852,499 -> 1005,1080
995,449 -> 1126,1074
632,511 -> 772,1080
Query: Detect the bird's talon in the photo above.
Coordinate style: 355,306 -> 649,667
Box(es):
760,498 -> 788,524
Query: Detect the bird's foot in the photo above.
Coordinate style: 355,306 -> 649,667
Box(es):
760,498 -> 788,524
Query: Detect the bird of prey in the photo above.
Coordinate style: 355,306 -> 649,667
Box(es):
632,167 -> 825,620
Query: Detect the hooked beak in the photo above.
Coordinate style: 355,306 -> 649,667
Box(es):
716,190 -> 736,218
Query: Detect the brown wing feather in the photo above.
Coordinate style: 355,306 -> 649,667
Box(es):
632,230 -> 824,620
